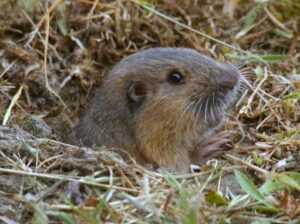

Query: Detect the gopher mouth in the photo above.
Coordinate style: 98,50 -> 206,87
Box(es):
191,86 -> 239,128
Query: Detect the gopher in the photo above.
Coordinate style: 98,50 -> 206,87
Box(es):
69,48 -> 241,172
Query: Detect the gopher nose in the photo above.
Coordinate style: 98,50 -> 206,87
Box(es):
219,79 -> 237,91
218,63 -> 240,91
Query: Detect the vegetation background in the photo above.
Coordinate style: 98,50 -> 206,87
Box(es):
0,0 -> 299,223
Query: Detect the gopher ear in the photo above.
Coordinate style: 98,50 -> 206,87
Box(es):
127,82 -> 146,112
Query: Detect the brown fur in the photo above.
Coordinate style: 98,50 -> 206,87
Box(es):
69,48 -> 240,172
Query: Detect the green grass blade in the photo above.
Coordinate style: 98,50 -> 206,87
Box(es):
234,170 -> 265,202
47,212 -> 76,224
269,172 -> 300,191
282,91 -> 300,99
226,53 -> 287,63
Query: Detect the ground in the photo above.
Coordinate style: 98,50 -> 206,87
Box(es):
0,0 -> 300,223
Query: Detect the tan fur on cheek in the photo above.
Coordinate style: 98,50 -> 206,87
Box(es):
135,97 -> 194,171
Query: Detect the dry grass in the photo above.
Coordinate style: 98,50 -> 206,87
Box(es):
0,0 -> 300,223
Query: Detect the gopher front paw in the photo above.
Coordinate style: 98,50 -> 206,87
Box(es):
190,131 -> 229,165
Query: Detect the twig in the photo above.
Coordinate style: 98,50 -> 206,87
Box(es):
2,85 -> 23,126
0,61 -> 15,79
264,7 -> 291,34
42,1 -> 69,111
224,154 -> 269,175
246,67 -> 268,110
0,167 -> 138,193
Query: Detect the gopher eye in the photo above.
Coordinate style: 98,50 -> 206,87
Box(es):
168,72 -> 184,84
